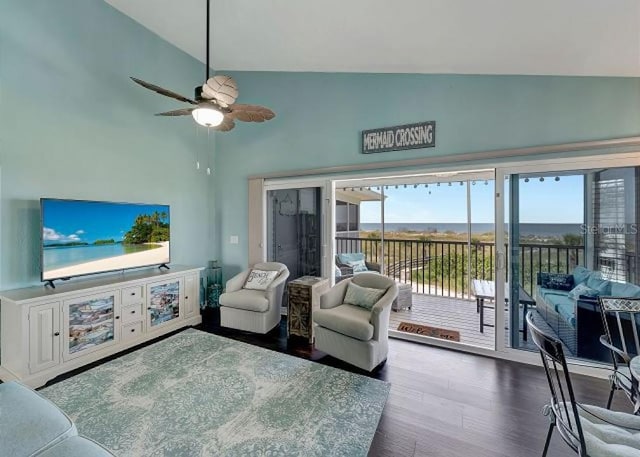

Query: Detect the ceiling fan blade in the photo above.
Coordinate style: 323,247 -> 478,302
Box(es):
155,108 -> 195,116
131,77 -> 197,105
227,104 -> 275,123
213,116 -> 235,132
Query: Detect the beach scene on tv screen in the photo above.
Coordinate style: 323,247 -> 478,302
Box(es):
42,200 -> 170,280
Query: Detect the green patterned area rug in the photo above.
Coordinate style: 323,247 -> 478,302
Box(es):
41,329 -> 389,457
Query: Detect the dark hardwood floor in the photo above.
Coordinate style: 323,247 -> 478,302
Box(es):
200,308 -> 631,457
40,308 -> 630,457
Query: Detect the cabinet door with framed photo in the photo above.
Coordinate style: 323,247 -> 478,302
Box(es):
146,278 -> 183,330
62,291 -> 120,362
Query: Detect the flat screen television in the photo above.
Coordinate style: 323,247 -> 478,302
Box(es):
41,199 -> 170,283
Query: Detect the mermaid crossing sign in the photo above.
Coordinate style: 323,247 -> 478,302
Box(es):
361,121 -> 435,154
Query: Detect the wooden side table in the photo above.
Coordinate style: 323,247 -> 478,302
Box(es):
287,276 -> 329,343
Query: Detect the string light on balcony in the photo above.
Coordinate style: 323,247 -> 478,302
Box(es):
395,185 -> 399,189
437,182 -> 441,187
539,177 -> 545,182
472,181 -> 476,185
448,182 -> 452,186
413,184 -> 418,188
460,181 -> 463,186
555,177 -> 560,182
524,178 -> 530,183
484,180 -> 488,185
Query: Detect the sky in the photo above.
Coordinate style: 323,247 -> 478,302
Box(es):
360,175 -> 584,224
42,200 -> 170,244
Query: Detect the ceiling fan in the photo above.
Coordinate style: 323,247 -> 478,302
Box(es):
130,0 -> 275,131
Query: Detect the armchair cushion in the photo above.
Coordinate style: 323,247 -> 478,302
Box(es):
314,304 -> 375,341
344,282 -> 386,310
219,289 -> 269,312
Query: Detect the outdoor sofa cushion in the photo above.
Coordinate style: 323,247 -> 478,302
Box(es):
0,381 -> 77,457
611,282 -> 640,298
314,304 -> 375,341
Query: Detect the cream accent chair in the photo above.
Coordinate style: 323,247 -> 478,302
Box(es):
314,273 -> 398,371
219,262 -> 290,333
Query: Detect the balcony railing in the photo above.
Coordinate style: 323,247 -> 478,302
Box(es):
336,237 -> 585,299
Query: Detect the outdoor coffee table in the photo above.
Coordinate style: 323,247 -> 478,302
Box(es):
471,279 -> 536,341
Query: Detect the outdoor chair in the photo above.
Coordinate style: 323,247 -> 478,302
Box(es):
335,253 -> 380,282
526,311 -> 640,457
598,296 -> 640,410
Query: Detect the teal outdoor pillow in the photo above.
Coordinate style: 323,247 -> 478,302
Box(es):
568,283 -> 599,300
586,272 -> 611,295
572,266 -> 591,285
347,259 -> 368,273
338,253 -> 366,264
343,282 -> 386,310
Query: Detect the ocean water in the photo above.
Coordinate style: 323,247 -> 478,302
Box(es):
359,223 -> 582,237
43,244 -> 157,270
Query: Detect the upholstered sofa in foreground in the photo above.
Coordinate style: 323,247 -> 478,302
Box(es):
0,381 -> 113,456
535,266 -> 640,361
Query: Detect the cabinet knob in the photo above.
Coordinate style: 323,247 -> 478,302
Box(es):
54,332 -> 60,336
130,328 -> 136,333
115,316 -> 120,320
147,307 -> 152,310
130,310 -> 136,314
185,296 -> 189,300
130,292 -> 136,296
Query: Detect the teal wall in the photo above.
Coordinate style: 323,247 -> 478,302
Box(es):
0,0 -> 214,289
215,72 -> 640,273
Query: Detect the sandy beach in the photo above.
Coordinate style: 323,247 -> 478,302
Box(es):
45,242 -> 169,279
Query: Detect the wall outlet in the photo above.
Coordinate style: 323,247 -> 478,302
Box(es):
230,235 -> 239,244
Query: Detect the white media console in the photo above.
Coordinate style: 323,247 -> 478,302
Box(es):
0,265 -> 203,388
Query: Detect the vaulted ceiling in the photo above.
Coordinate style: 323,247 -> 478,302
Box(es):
105,0 -> 640,76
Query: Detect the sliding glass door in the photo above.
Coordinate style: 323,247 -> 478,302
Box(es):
334,171 -> 498,350
267,187 -> 323,279
505,162 -> 640,363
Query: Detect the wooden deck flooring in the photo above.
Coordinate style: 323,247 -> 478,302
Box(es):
389,293 -> 563,353
389,294 -> 498,349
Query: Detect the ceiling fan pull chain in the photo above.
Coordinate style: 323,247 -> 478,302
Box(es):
207,127 -> 212,175
195,122 -> 201,170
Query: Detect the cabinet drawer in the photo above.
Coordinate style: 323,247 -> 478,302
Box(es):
121,303 -> 143,324
122,322 -> 143,342
122,286 -> 143,306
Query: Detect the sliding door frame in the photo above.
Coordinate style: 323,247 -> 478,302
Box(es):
251,149 -> 640,377
261,177 -> 334,280
495,151 -> 640,368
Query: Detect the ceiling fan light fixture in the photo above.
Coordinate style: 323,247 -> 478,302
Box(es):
191,106 -> 224,127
